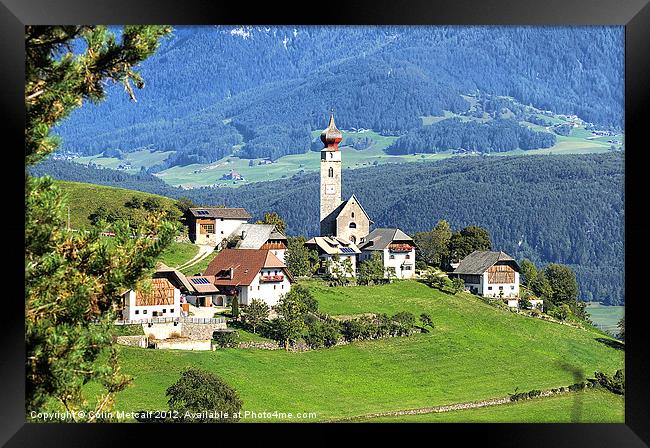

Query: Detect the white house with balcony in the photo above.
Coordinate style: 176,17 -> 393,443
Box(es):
203,249 -> 293,307
358,228 -> 416,279
448,250 -> 542,309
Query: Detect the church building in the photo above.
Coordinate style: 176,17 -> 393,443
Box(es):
319,113 -> 372,244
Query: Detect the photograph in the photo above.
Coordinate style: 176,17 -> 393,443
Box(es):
16,17 -> 639,431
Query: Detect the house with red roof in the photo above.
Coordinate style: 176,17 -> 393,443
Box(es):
203,249 -> 293,307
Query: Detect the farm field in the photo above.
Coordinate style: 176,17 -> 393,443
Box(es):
98,280 -> 623,422
75,149 -> 175,172
585,302 -> 625,336
358,388 -> 623,423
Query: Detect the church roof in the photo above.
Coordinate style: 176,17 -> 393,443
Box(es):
336,194 -> 372,224
320,113 -> 343,150
359,228 -> 414,251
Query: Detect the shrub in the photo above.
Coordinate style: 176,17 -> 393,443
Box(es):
169,331 -> 182,339
550,303 -> 571,321
212,330 -> 239,348
166,367 -> 243,422
594,369 -> 625,395
304,318 -> 341,349
419,312 -> 434,329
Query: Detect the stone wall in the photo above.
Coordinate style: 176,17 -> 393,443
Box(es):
115,335 -> 147,348
181,322 -> 227,340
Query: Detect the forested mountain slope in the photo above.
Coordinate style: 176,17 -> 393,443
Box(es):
33,153 -> 625,305
53,26 -> 623,166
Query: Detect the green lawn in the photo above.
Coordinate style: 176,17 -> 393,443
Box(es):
157,241 -> 199,269
100,280 -> 623,422
358,388 -> 623,423
179,248 -> 219,276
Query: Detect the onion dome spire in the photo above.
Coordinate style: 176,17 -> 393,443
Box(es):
320,112 -> 343,150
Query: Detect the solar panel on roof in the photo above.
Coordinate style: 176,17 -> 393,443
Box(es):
340,247 -> 355,254
190,277 -> 210,284
196,210 -> 209,215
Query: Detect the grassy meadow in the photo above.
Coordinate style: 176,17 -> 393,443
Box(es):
99,280 -> 623,422
54,180 -> 178,230
358,388 -> 623,423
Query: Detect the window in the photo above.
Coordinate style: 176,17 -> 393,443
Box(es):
349,222 -> 356,228
250,286 -> 253,291
351,212 -> 355,218
328,167 -> 333,177
488,287 -> 493,291
135,310 -> 139,315
405,254 -> 410,259
404,265 -> 412,270
258,286 -> 260,290
389,254 -> 395,259
281,285 -> 284,289
511,285 -> 515,290
499,286 -> 504,290
162,309 -> 166,313
200,223 -> 215,234
274,285 -> 277,290
143,310 -> 148,314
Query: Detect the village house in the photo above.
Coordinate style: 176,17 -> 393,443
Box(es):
226,223 -> 288,262
358,228 -> 417,279
186,207 -> 251,246
121,277 -> 181,321
203,249 -> 293,307
305,236 -> 361,277
448,250 -> 541,309
120,264 -> 197,320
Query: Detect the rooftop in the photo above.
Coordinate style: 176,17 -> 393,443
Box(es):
188,207 -> 252,220
452,250 -> 518,275
204,249 -> 290,286
359,228 -> 414,251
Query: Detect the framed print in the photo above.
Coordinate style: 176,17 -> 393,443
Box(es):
3,0 -> 649,445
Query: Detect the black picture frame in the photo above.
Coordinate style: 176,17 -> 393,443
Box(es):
3,0 -> 648,445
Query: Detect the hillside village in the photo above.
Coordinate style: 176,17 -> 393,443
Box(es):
118,114 -> 542,348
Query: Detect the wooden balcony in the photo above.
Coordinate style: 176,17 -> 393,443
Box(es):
259,275 -> 284,282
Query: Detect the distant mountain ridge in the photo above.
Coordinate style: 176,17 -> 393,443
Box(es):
53,26 -> 624,167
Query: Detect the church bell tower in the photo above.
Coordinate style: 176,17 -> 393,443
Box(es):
320,113 -> 343,224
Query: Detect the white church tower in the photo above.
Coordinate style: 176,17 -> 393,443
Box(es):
320,113 -> 343,223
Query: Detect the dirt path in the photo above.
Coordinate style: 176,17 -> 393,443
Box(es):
176,244 -> 214,271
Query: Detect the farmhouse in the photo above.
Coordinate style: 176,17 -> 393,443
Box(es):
121,277 -> 181,321
203,249 -> 293,307
358,228 -> 416,279
318,114 -> 372,244
227,223 -> 288,262
305,236 -> 361,277
186,207 -> 251,246
449,250 -> 521,300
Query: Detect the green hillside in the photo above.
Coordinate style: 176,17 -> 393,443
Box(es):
53,180 -> 199,269
358,388 -> 623,423
54,180 -> 179,230
92,280 -> 623,422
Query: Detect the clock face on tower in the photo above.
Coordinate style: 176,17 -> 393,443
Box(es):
325,185 -> 336,195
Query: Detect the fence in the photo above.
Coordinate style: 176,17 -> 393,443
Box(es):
114,316 -> 226,325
